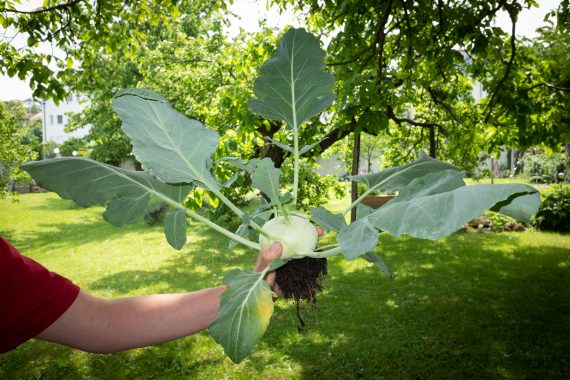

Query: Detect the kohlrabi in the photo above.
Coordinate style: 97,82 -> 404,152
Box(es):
22,27 -> 540,364
259,215 -> 319,259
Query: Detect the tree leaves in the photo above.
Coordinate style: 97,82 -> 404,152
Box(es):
209,269 -> 274,363
21,157 -> 191,250
113,88 -> 220,188
248,28 -> 335,128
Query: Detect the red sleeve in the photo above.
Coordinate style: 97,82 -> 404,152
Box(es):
0,237 -> 80,353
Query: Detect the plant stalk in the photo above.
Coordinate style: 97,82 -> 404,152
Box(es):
309,246 -> 342,258
291,51 -> 300,207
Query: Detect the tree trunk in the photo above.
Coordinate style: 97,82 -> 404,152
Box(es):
429,125 -> 436,158
351,132 -> 361,223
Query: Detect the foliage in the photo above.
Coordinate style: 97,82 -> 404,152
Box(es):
522,148 -> 569,183
280,159 -> 346,211
534,185 -> 570,233
0,101 -> 37,197
22,28 -> 541,363
0,0 -> 205,100
270,0 -> 570,169
58,136 -> 88,157
41,140 -> 59,159
2,193 -> 570,379
20,117 -> 43,159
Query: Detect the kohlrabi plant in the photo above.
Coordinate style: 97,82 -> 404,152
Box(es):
22,28 -> 540,363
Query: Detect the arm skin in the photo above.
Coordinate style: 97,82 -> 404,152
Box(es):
36,241 -> 284,354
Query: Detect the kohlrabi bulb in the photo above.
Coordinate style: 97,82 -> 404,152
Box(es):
259,215 -> 318,259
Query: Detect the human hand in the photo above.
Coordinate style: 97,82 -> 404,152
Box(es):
254,226 -> 325,297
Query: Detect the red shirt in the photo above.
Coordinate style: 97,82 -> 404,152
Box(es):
0,237 -> 80,353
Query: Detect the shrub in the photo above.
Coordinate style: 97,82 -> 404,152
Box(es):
522,151 -> 568,183
534,185 -> 570,233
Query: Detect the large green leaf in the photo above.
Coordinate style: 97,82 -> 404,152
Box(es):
391,170 -> 465,203
113,88 -> 220,188
352,151 -> 459,193
248,28 -> 335,128
365,184 -> 540,240
337,218 -> 379,259
22,157 -> 191,249
209,269 -> 274,363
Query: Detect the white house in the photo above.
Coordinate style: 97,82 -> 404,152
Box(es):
41,93 -> 89,145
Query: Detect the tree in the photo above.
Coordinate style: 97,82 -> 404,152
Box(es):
0,0 -> 187,100
0,101 -> 38,197
267,0 -> 568,170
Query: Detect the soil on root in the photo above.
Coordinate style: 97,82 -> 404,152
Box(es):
275,256 -> 327,333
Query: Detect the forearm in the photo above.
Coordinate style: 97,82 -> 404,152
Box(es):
37,287 -> 226,353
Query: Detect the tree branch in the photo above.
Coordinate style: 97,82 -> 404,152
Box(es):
528,82 -> 570,92
1,0 -> 84,14
484,8 -> 517,123
458,0 -> 508,40
387,105 -> 447,135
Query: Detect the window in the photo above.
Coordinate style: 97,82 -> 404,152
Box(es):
57,115 -> 64,124
50,115 -> 54,125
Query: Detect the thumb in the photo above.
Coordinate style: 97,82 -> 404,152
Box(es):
255,241 -> 282,272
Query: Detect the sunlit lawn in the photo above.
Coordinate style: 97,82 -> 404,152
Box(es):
1,192 -> 569,379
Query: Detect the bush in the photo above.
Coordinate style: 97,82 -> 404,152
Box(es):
522,151 -> 568,183
534,185 -> 570,233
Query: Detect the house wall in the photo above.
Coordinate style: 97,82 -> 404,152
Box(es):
42,93 -> 89,145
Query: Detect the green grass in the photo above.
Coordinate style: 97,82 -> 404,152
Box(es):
464,177 -> 532,185
1,193 -> 569,379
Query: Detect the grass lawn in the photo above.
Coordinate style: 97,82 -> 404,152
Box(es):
1,192 -> 569,379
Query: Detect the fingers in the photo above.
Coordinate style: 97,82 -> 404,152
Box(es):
316,226 -> 325,237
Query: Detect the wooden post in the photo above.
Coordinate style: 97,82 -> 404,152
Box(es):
351,132 -> 361,223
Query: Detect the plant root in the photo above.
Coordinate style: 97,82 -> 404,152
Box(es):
275,256 -> 327,333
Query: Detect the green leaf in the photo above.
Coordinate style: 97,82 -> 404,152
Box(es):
299,138 -> 326,155
337,219 -> 379,259
264,137 -> 294,153
113,88 -> 220,187
209,269 -> 274,363
248,28 -> 335,128
21,157 -> 191,227
164,209 -> 187,250
391,170 -> 465,203
363,252 -> 392,279
252,158 -> 281,206
310,207 -> 347,232
104,194 -> 150,225
366,184 -> 540,239
356,203 -> 375,219
352,151 -> 459,193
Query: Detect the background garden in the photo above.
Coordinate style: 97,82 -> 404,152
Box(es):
1,0 -> 569,378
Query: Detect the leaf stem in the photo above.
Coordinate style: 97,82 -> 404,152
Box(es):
185,208 -> 261,250
309,246 -> 343,258
210,187 -> 265,233
290,43 -> 300,208
341,168 -> 405,215
154,189 -> 261,250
